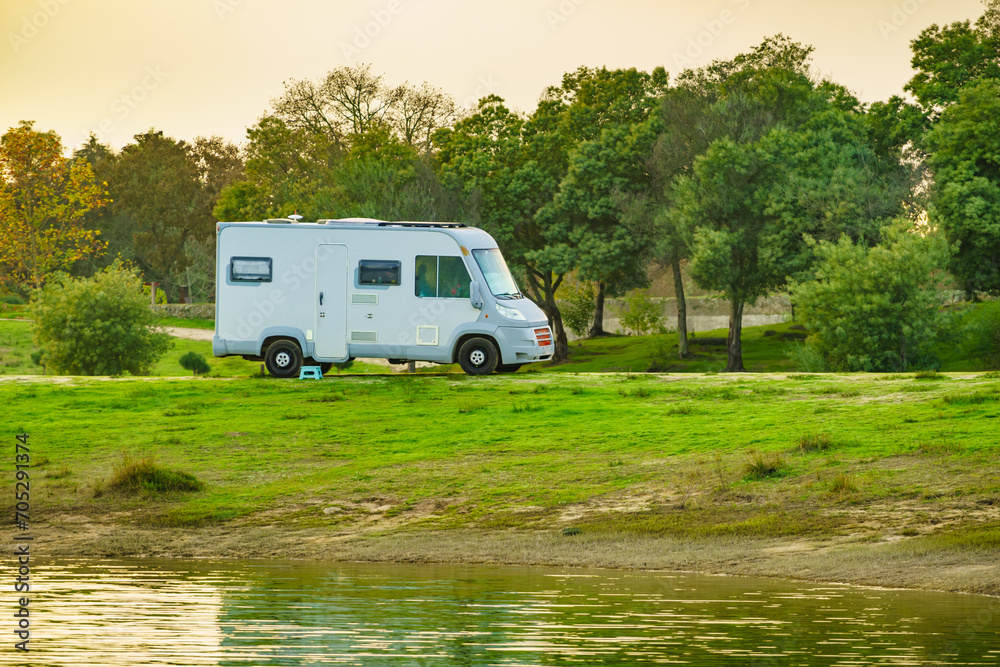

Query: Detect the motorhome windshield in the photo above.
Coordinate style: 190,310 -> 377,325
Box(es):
472,248 -> 521,299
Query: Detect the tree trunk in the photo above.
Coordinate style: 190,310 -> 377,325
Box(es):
546,297 -> 570,363
724,298 -> 745,372
589,281 -> 606,338
524,268 -> 568,363
672,257 -> 693,359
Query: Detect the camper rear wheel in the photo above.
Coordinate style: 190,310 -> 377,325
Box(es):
264,340 -> 302,378
458,337 -> 499,376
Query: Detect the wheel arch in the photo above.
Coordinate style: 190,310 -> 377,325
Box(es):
452,332 -> 500,364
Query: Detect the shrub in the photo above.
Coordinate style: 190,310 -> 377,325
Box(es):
963,302 -> 1000,371
620,289 -> 664,336
788,223 -> 948,372
743,450 -> 787,479
788,341 -> 829,372
558,279 -> 596,338
829,472 -> 858,496
30,262 -> 172,376
797,433 -> 832,452
179,351 -> 211,375
107,453 -> 202,495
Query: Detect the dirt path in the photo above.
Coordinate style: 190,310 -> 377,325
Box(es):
164,326 -> 213,341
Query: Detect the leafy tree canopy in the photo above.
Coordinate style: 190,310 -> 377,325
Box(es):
925,78 -> 1000,296
0,121 -> 107,294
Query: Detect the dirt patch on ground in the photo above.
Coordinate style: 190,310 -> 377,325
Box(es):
29,488 -> 1000,598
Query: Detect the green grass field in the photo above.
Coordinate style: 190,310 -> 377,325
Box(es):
3,371 -> 998,545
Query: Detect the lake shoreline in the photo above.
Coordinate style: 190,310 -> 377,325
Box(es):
33,522 -> 1000,598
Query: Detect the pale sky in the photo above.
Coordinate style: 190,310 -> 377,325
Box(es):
0,0 -> 987,152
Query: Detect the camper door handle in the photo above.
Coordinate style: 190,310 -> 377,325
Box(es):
319,292 -> 324,306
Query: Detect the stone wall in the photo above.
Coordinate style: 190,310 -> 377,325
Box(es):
560,294 -> 792,340
151,304 -> 216,319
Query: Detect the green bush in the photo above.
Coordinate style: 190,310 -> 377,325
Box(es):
558,279 -> 596,338
179,351 -> 211,375
107,452 -> 202,495
788,223 -> 947,372
619,289 -> 664,336
30,263 -> 172,376
964,302 -> 1000,370
788,341 -> 829,372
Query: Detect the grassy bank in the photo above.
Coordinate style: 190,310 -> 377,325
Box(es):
3,371 -> 999,594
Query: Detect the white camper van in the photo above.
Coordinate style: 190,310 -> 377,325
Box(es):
213,218 -> 555,377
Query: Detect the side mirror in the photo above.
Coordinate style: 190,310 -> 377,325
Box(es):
470,281 -> 484,309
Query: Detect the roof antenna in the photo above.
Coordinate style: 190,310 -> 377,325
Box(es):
288,213 -> 304,223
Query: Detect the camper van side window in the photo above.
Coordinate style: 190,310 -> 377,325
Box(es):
439,256 -> 471,299
415,256 -> 437,297
415,256 -> 471,298
359,260 -> 401,286
231,257 -> 272,282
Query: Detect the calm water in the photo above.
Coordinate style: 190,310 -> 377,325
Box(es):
8,559 -> 1000,666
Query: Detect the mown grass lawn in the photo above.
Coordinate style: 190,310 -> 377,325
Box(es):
3,372 -> 998,546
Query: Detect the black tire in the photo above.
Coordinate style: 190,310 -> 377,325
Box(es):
458,337 -> 499,376
265,340 -> 302,378
495,363 -> 523,374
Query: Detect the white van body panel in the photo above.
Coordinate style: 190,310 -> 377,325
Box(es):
213,220 -> 554,374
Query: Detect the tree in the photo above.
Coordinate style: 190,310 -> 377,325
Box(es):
271,64 -> 456,151
435,95 -> 572,361
536,117 -> 661,336
535,67 -> 669,336
108,130 -> 209,301
389,81 -> 458,152
925,78 -> 1000,297
31,262 -> 172,376
788,223 -> 949,372
0,121 -> 107,294
906,0 -> 1000,116
640,84 -> 721,359
215,114 -> 338,221
315,127 -> 447,221
668,37 -> 914,371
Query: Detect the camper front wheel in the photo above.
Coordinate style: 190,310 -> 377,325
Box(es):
265,340 -> 302,378
458,337 -> 499,375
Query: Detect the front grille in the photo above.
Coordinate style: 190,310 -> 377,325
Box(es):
534,327 -> 553,347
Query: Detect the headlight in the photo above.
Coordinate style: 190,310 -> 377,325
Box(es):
495,303 -> 526,321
